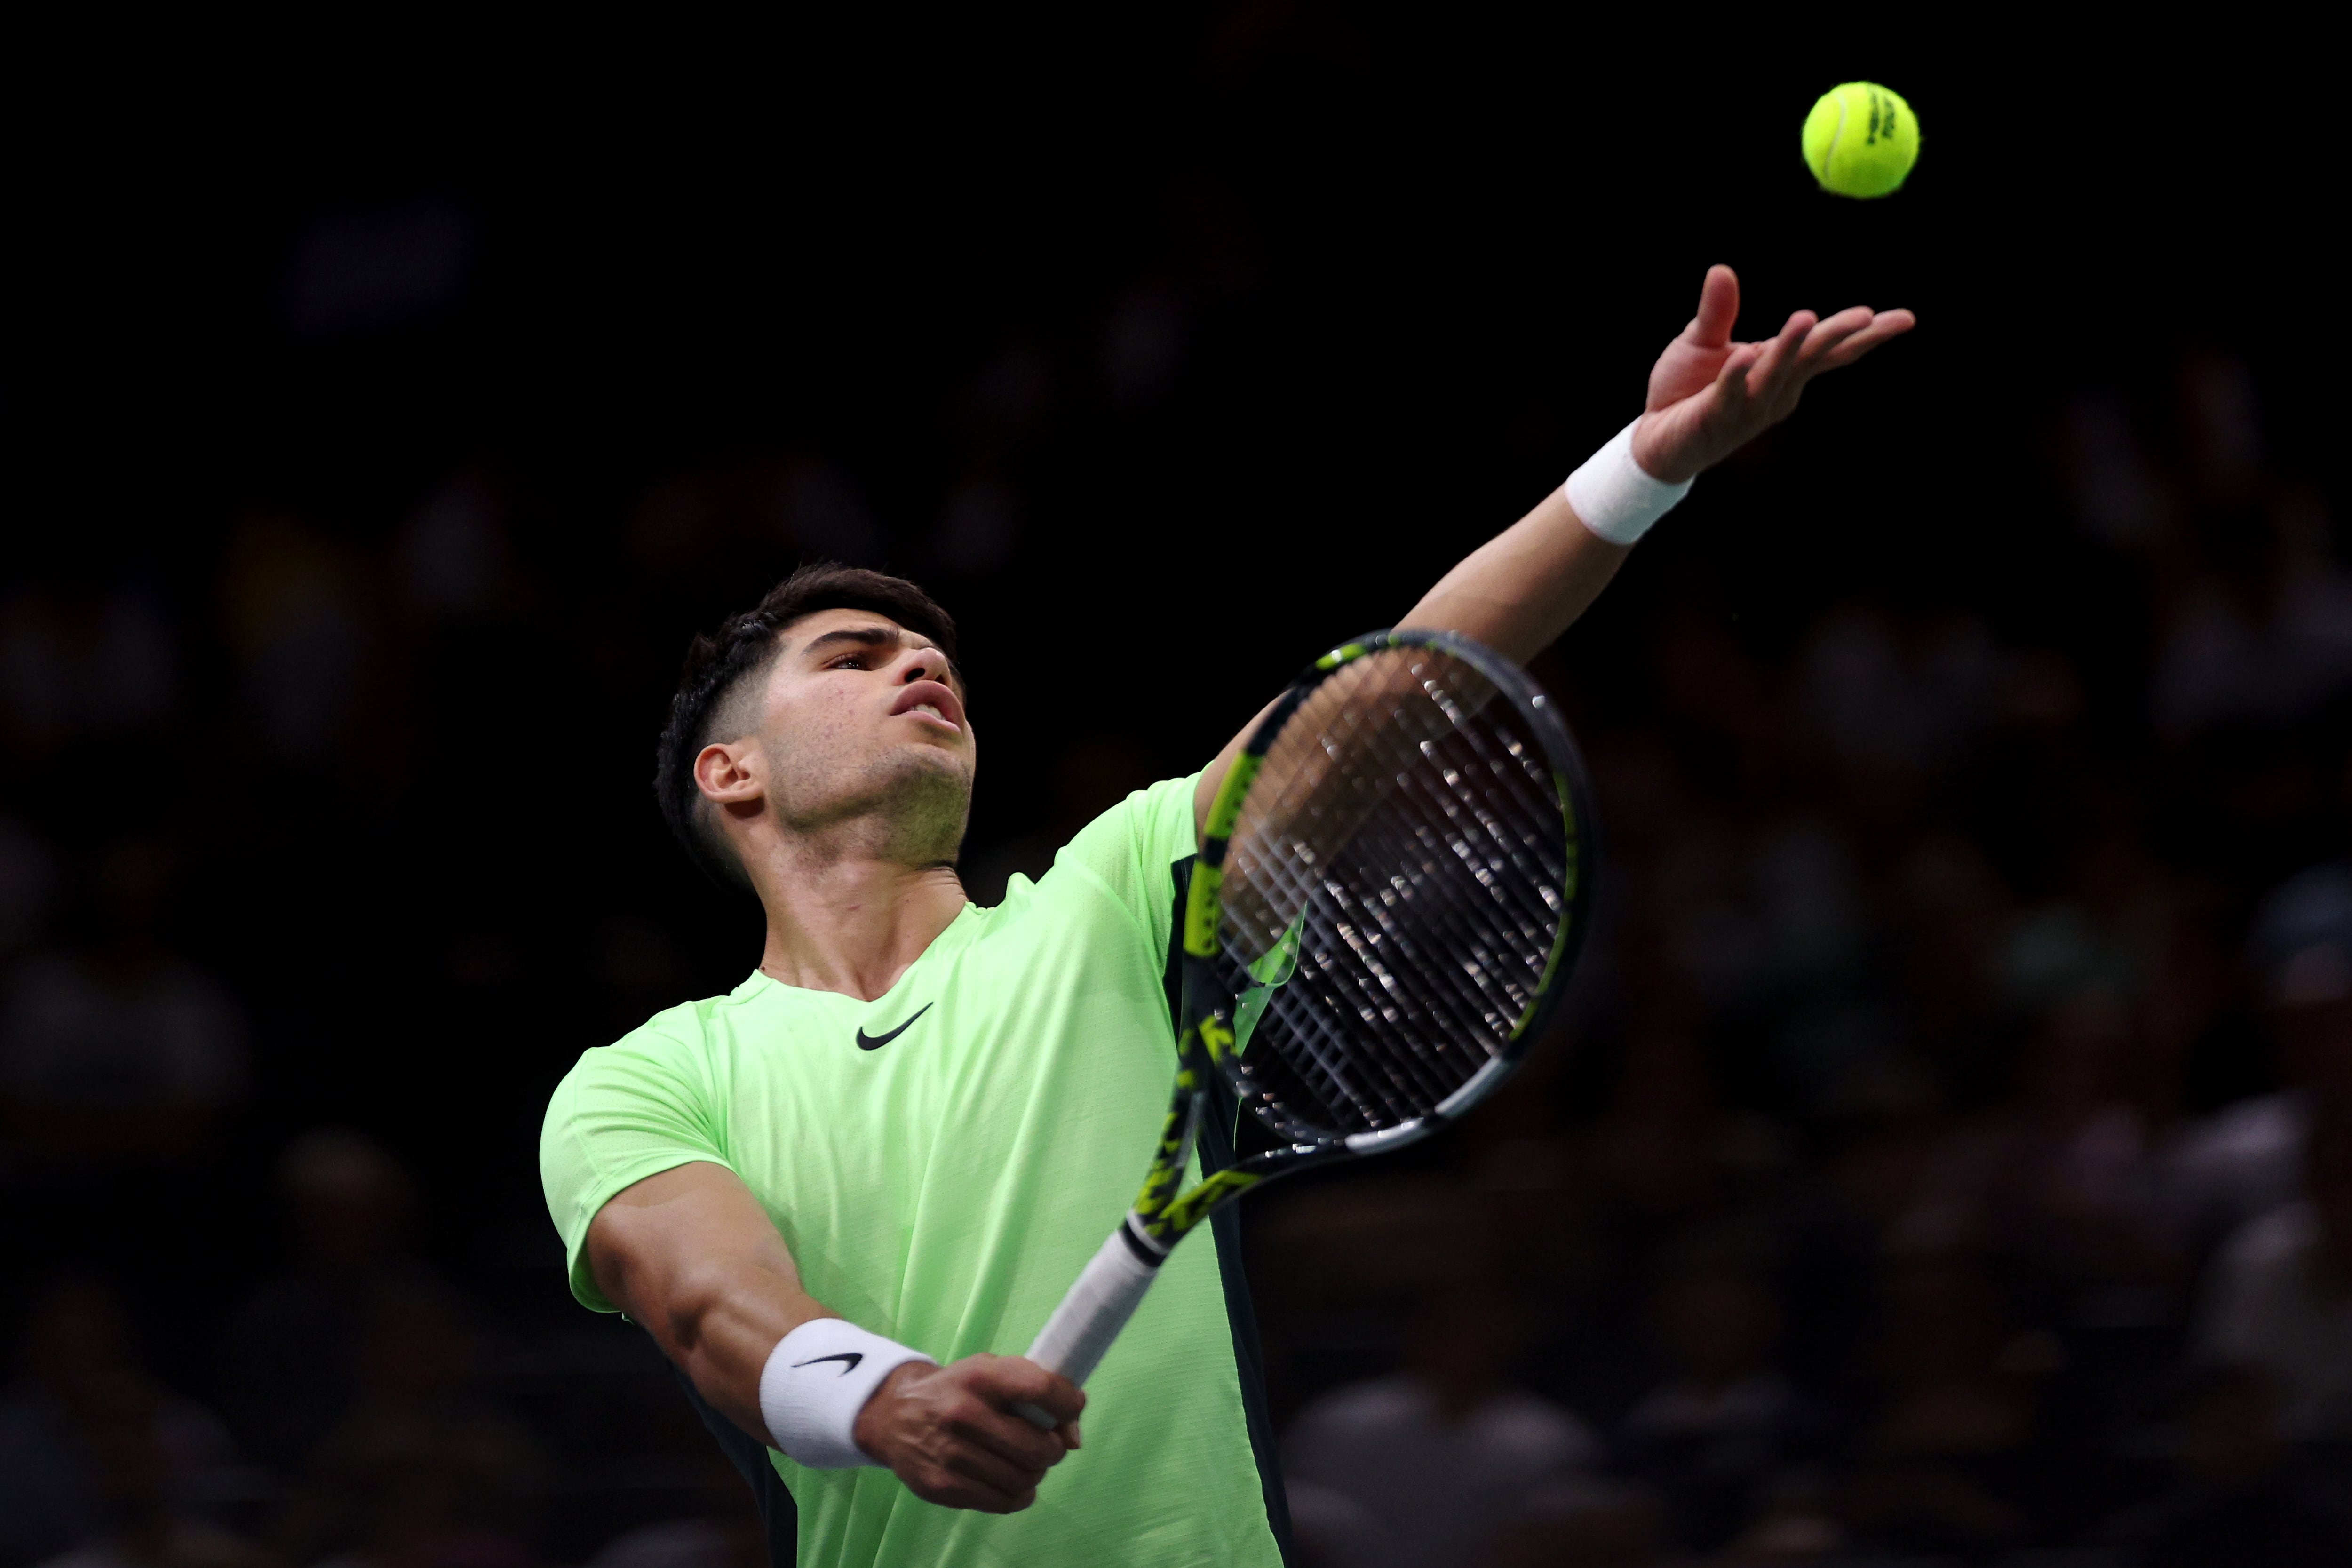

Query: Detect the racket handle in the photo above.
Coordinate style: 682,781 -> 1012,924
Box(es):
1012,1221 -> 1162,1430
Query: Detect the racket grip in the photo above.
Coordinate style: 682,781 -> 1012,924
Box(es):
1012,1221 -> 1162,1430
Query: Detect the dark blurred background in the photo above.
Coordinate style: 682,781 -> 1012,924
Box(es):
7,13 -> 2352,1568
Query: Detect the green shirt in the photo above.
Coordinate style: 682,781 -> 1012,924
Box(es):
540,775 -> 1284,1568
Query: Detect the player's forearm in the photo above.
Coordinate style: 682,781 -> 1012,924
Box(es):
1195,488 -> 1628,837
636,1252 -> 831,1443
1396,488 -> 1631,663
587,1162 -> 831,1444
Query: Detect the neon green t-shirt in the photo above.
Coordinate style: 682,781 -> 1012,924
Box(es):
540,775 -> 1285,1568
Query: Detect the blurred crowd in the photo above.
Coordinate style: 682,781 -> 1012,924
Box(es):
7,193 -> 2352,1568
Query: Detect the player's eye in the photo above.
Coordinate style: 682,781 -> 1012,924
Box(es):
830,655 -> 868,670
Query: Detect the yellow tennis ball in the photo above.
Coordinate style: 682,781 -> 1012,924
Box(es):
1802,82 -> 1919,199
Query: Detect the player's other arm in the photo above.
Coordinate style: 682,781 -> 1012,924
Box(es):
588,1162 -> 1084,1513
1399,265 -> 1911,659
1193,265 -> 1913,829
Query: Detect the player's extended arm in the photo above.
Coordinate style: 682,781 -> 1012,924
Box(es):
1194,265 -> 1913,829
1402,264 -> 1911,657
588,1161 -> 1084,1513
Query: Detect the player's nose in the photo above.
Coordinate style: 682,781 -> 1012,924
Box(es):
897,645 -> 948,684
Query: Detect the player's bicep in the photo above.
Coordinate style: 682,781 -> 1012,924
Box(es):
586,1160 -> 806,1331
1195,694 -> 1283,844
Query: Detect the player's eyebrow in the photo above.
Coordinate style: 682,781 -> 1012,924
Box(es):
798,626 -> 906,659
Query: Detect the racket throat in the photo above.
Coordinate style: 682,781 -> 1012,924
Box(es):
1115,1210 -> 1172,1267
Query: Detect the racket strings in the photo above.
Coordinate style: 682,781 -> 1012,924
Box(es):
1367,712 -> 1571,946
1219,648 -> 1572,1138
1239,816 -> 1446,1127
1231,659 -> 1507,1123
1260,764 -> 1546,1075
1234,736 -> 1542,1129
1245,741 -> 1553,1122
1397,712 -> 1579,950
1222,731 -> 1453,1123
1325,783 -> 1557,1033
1255,856 -> 1464,1120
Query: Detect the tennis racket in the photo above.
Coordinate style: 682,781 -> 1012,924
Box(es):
1016,628 -> 1598,1422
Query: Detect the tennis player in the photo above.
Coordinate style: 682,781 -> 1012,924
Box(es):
541,266 -> 1910,1566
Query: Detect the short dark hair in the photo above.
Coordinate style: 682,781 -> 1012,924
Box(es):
654,563 -> 961,890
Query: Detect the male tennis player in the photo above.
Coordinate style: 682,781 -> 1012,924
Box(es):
542,267 -> 1910,1566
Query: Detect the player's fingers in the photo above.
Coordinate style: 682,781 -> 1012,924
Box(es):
961,1405 -> 1072,1473
1686,263 -> 1740,347
942,1439 -> 1052,1500
1715,342 -> 1764,398
921,1479 -> 1004,1512
1796,306 -> 1876,365
982,1357 -> 1088,1430
914,1465 -> 1032,1515
1781,312 -> 1879,396
1813,319 -> 1912,373
935,1383 -> 1066,1472
1816,309 -> 1917,368
1738,315 -> 1812,403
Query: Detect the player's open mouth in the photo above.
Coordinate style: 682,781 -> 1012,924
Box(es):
891,681 -> 965,733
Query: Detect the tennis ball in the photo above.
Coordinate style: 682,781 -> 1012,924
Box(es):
1802,82 -> 1919,198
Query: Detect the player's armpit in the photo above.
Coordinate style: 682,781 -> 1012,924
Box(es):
587,1161 -> 826,1447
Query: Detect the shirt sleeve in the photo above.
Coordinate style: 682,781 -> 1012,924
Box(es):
540,1014 -> 734,1313
1046,772 -> 1203,960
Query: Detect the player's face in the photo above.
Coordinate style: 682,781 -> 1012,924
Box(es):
747,608 -> 976,850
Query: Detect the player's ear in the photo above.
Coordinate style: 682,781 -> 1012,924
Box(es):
693,739 -> 764,806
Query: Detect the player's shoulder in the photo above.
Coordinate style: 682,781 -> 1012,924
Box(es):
651,970 -> 781,1035
563,975 -> 769,1078
1045,772 -> 1201,885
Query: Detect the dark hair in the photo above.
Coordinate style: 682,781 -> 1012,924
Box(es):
654,563 -> 961,890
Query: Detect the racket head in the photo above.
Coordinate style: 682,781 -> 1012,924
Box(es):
1186,629 -> 1597,1152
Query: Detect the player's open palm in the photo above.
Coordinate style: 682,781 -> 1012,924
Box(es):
1629,263 -> 1914,484
853,1354 -> 1084,1513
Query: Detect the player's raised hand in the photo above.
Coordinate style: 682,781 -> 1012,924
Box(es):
853,1354 -> 1084,1513
1629,264 -> 1914,484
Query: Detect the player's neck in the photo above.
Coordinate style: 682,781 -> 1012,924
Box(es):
751,843 -> 968,1002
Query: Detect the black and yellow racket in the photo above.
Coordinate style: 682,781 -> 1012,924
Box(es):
1018,628 -> 1597,1415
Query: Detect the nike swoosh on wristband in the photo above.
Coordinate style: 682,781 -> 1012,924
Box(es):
795,1351 -> 865,1374
855,1003 -> 933,1051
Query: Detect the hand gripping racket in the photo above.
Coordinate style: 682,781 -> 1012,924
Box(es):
1017,629 -> 1597,1422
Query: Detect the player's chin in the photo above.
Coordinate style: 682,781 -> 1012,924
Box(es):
866,748 -> 975,836
891,740 -> 975,787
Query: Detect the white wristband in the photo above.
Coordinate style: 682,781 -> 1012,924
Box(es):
1562,420 -> 1692,546
757,1318 -> 934,1469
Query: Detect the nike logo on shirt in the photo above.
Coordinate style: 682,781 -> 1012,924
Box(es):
795,1352 -> 864,1374
856,1003 -> 933,1051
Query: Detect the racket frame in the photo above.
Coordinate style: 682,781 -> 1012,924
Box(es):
1021,628 -> 1597,1396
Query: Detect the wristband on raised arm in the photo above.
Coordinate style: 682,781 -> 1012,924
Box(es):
1563,419 -> 1692,546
